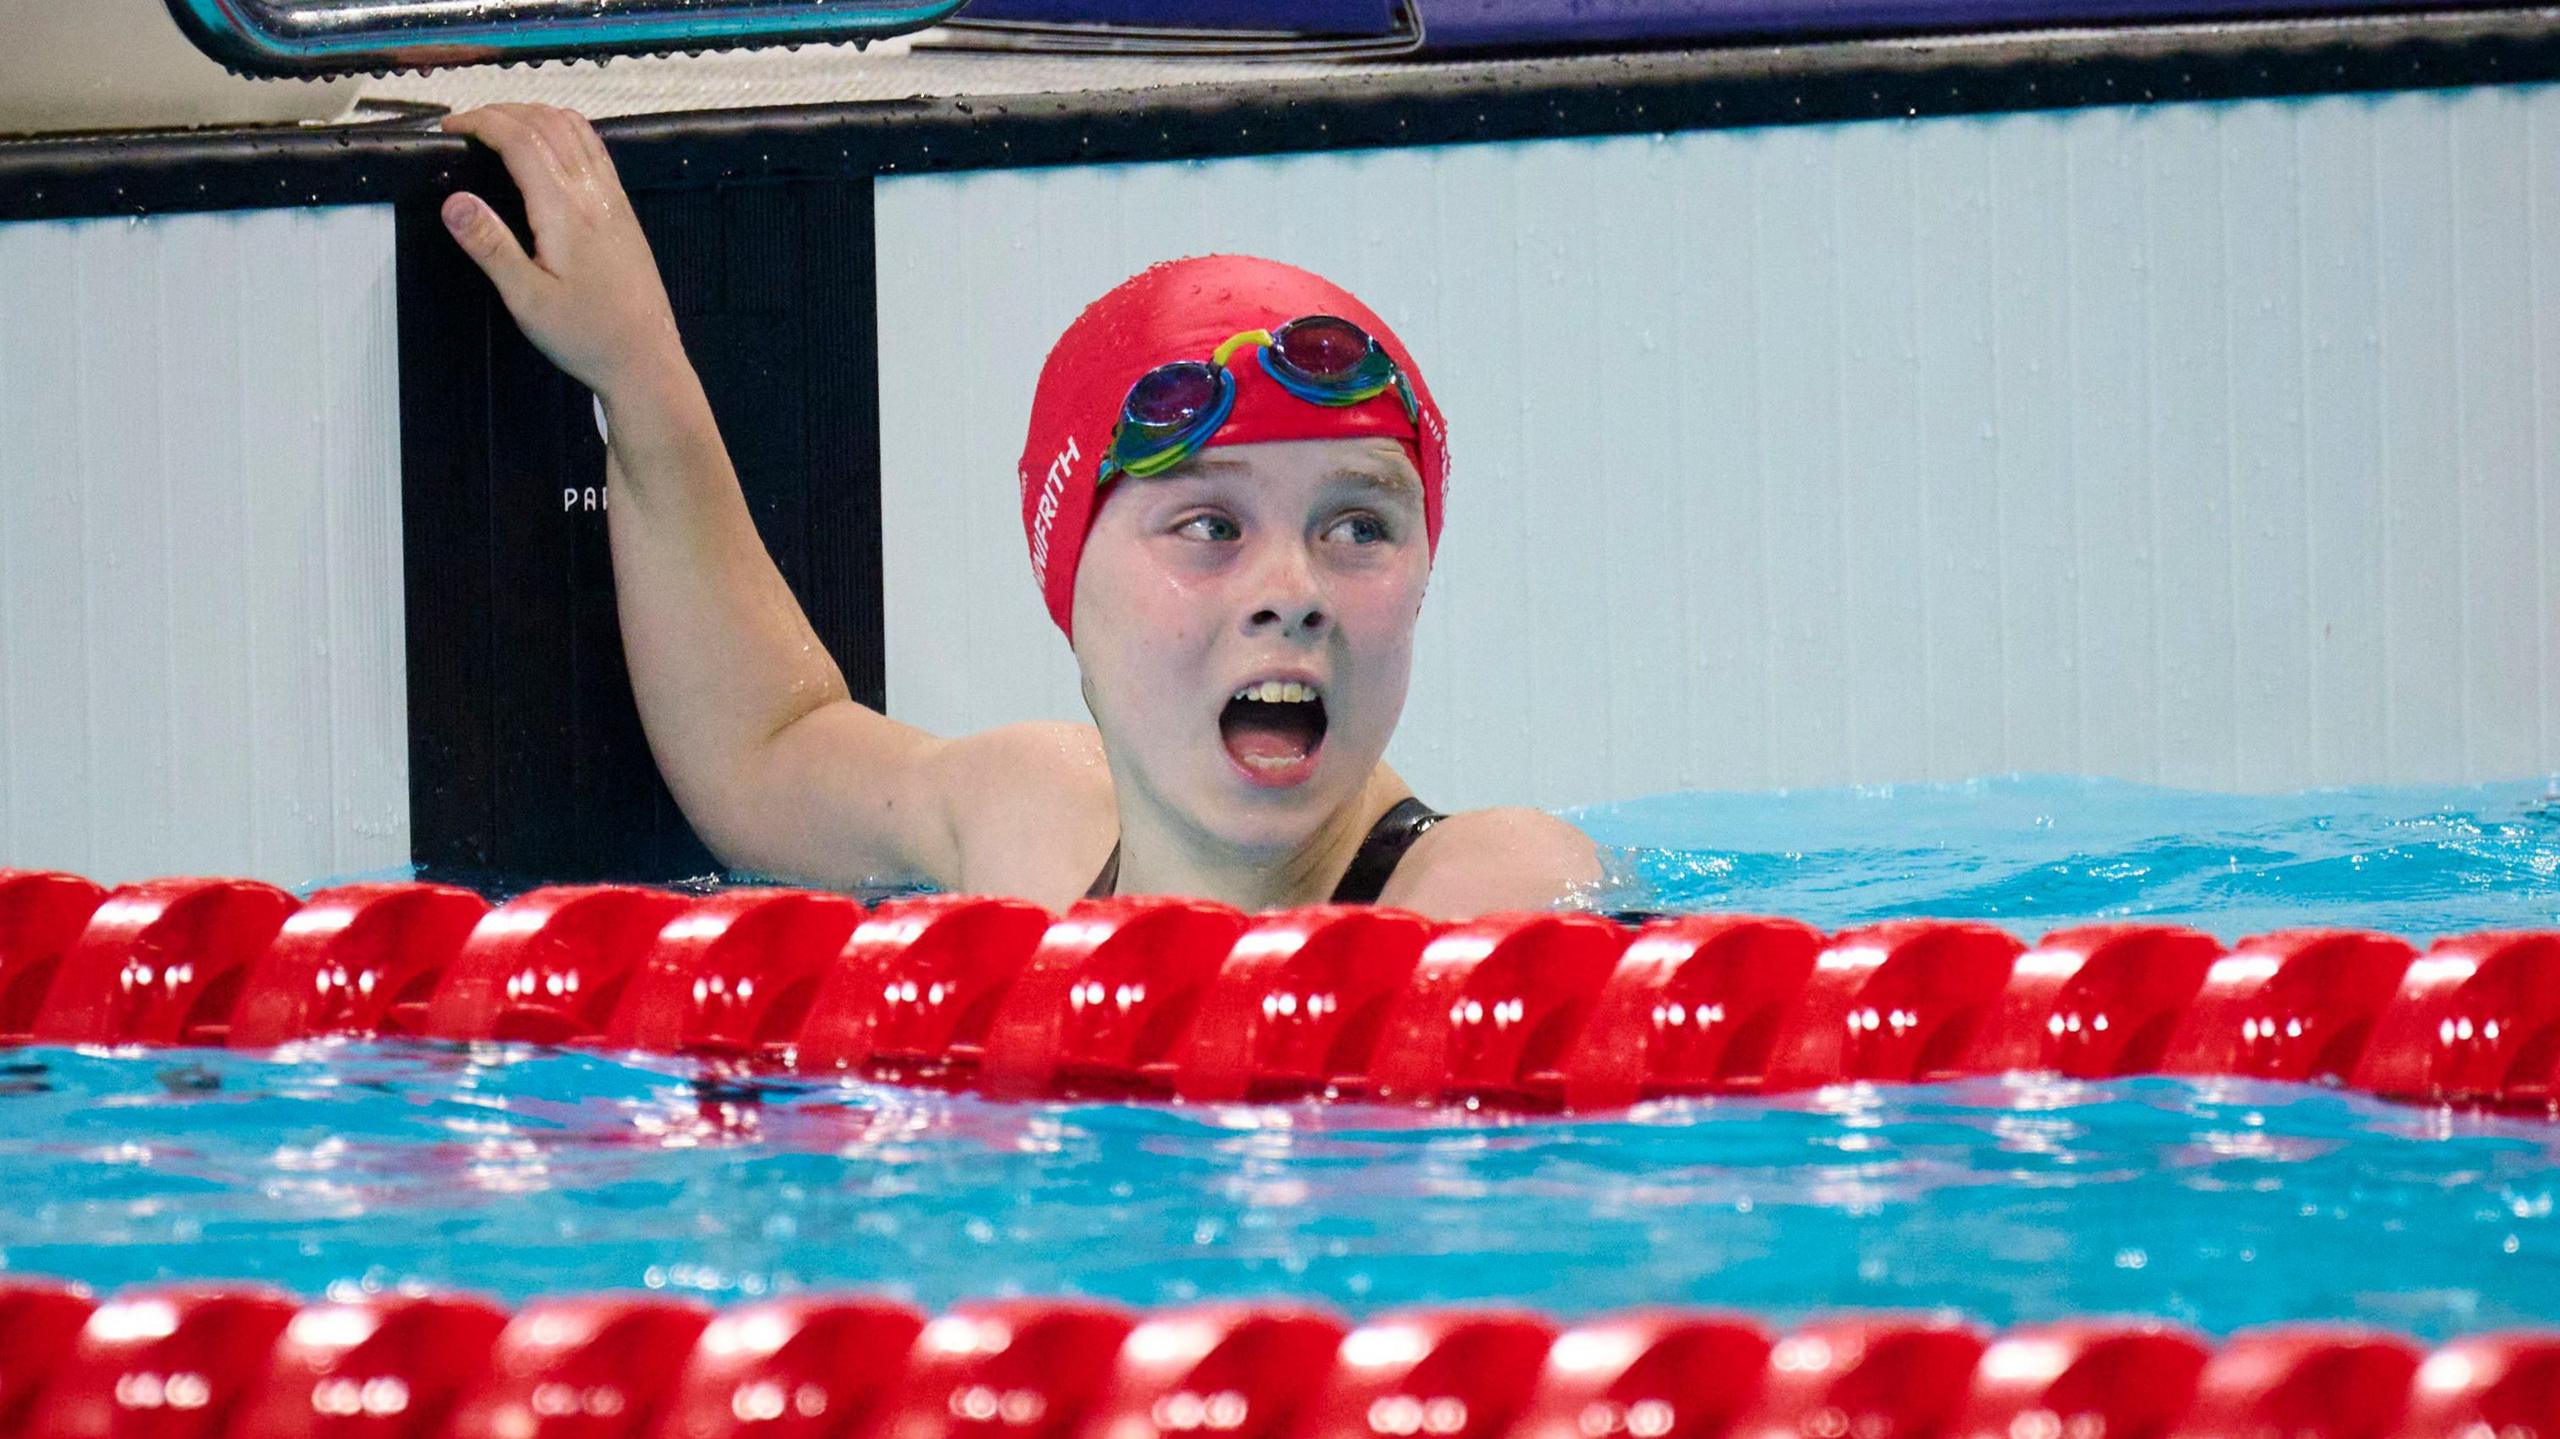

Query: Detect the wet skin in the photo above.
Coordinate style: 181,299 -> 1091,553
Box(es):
1071,438 -> 1432,903
437,101 -> 1600,915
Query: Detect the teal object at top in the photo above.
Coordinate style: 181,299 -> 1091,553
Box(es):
165,0 -> 966,77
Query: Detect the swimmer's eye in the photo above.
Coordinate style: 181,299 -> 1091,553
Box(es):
1175,512 -> 1242,543
1326,513 -> 1391,545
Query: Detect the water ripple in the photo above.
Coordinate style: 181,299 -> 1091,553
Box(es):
0,1045 -> 2552,1337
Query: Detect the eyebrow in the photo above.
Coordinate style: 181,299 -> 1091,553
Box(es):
1181,454 -> 1421,495
1324,466 -> 1422,496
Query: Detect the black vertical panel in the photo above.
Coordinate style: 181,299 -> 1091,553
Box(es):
397,174 -> 883,884
482,257 -> 589,879
396,201 -> 500,874
799,179 -> 887,716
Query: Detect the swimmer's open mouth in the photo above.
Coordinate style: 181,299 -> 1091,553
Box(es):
1220,680 -> 1329,784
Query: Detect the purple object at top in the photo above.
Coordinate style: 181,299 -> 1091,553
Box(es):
1420,0 -> 2462,46
952,0 -> 1401,32
954,0 -> 2471,49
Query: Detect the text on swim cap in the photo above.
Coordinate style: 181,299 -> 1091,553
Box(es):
1027,434 -> 1081,587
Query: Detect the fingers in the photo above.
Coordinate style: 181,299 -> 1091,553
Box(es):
538,107 -> 631,220
450,102 -> 609,188
439,191 -> 546,310
438,103 -> 670,393
509,104 -> 614,208
444,104 -> 589,239
532,103 -> 617,179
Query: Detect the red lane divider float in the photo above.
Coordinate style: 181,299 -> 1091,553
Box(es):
1509,1311 -> 1771,1439
1175,906 -> 1435,1104
2158,930 -> 2420,1084
656,1298 -> 924,1439
1944,1322 -> 2211,1439
1555,916 -> 1823,1107
1302,1309 -> 1559,1439
32,878 -> 299,1048
1366,913 -> 1628,1108
603,890 -> 866,1061
2353,933 -> 2560,1110
29,1283 -> 301,1439
795,895 -> 1053,1083
5,868 -> 2560,1114
1088,1305 -> 1348,1439
0,1279 -> 2552,1439
883,1300 -> 1135,1439
977,898 -> 1247,1100
233,1293 -> 512,1439
1958,925 -> 2224,1081
422,885 -> 695,1047
442,1294 -> 713,1439
1725,1319 -> 1988,1439
2400,1334 -> 2560,1439
0,1278 -> 97,1435
0,870 -> 105,1044
1760,922 -> 2023,1092
2166,1329 -> 2424,1439
230,883 -> 490,1048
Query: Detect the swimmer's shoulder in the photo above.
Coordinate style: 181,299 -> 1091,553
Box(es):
1375,805 -> 1603,919
926,720 -> 1117,897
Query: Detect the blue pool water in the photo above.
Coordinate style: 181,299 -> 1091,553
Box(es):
4,777 -> 2559,1335
1576,775 -> 2560,941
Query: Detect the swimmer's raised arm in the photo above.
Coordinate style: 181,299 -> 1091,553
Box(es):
443,132 -> 1581,915
437,104 -> 1086,890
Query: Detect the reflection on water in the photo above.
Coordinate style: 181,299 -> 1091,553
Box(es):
0,1043 -> 2553,1337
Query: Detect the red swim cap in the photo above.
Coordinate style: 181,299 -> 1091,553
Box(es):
1017,254 -> 1449,640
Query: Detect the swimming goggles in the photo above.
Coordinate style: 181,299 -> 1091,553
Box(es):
1096,315 -> 1422,485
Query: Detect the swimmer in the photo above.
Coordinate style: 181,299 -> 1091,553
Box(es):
438,103 -> 1601,917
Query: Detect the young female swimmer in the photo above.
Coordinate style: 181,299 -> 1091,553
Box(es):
437,103 -> 1603,918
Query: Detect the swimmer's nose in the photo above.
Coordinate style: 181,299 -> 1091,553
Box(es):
1243,543 -> 1328,638
1248,602 -> 1328,636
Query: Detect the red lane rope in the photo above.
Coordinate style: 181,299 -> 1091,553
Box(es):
1,1276 -> 2554,1439
4,870 -> 2559,1112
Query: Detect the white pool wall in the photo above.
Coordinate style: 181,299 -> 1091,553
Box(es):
0,205 -> 408,885
6,83 -> 2560,885
876,84 -> 2560,812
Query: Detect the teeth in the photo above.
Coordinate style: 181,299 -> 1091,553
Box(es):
1231,680 -> 1319,704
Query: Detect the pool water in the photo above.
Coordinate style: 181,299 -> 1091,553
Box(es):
4,776 -> 2559,1335
1576,775 -> 2560,941
2,1051 -> 2554,1337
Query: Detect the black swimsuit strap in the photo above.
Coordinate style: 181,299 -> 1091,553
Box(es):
1325,796 -> 1443,904
1085,796 -> 1444,904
